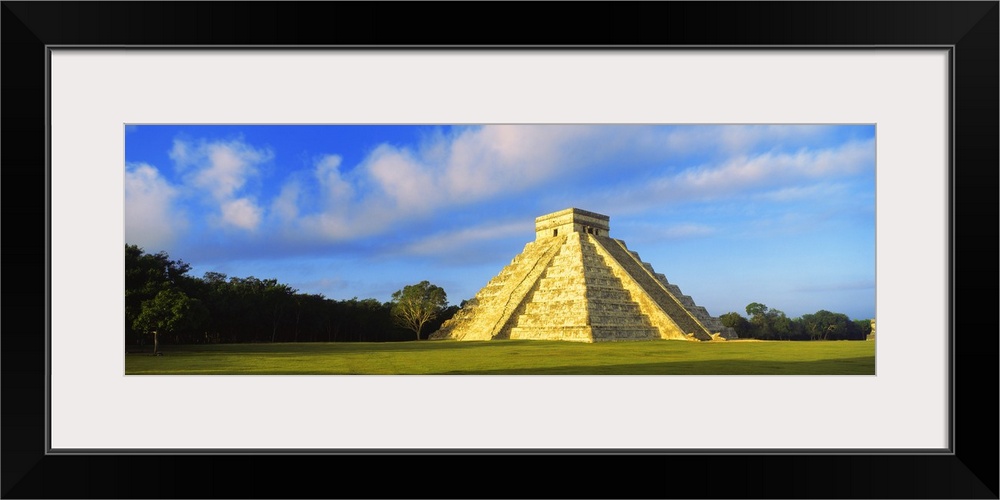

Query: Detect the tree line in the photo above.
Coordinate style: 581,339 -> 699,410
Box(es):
127,244 -> 872,349
125,244 -> 458,349
719,302 -> 873,341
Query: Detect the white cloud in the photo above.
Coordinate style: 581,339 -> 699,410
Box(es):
614,220 -> 718,245
401,220 -> 532,256
568,135 -> 876,220
364,145 -> 436,212
220,198 -> 262,230
754,182 -> 850,202
793,280 -> 876,293
301,212 -> 356,240
171,138 -> 273,231
314,155 -> 353,205
124,162 -> 185,250
271,181 -> 301,222
352,125 -> 864,221
291,125 -> 613,240
282,127 -> 588,241
357,125 -> 582,214
260,126 -> 873,247
194,141 -> 270,201
440,125 -> 587,198
662,223 -> 716,239
655,125 -> 836,156
654,138 -> 874,201
168,139 -> 191,168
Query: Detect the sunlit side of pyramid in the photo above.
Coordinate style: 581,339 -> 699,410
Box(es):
430,208 -> 737,342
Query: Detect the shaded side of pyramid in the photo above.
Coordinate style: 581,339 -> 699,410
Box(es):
591,235 -> 737,340
430,208 -> 736,342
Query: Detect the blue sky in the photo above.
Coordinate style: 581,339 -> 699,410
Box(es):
125,124 -> 876,320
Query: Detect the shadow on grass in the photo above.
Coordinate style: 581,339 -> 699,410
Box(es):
366,340 -> 598,353
438,357 -> 876,375
150,340 -> 507,354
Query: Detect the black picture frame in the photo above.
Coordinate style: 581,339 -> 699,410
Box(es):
3,2 -> 996,498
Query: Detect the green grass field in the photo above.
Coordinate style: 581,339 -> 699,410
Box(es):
125,339 -> 875,375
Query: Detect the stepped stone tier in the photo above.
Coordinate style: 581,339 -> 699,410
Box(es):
430,208 -> 738,342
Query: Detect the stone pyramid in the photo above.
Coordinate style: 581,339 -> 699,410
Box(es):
430,208 -> 737,342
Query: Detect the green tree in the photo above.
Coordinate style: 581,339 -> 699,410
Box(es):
745,302 -> 768,318
719,312 -> 752,338
133,289 -> 208,353
739,303 -> 804,340
853,319 -> 873,338
745,302 -> 770,338
800,310 -> 862,340
125,244 -> 195,343
390,281 -> 447,340
767,309 -> 793,340
261,279 -> 296,342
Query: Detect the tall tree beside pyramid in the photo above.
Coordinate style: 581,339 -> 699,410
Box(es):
391,280 -> 448,340
430,208 -> 737,343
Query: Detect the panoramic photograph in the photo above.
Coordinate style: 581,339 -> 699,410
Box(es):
124,124 -> 876,375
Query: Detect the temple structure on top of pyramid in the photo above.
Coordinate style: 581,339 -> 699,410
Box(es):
430,208 -> 738,343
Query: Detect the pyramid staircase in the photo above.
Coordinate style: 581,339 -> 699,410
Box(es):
508,232 -> 663,342
432,236 -> 564,341
430,208 -> 736,342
